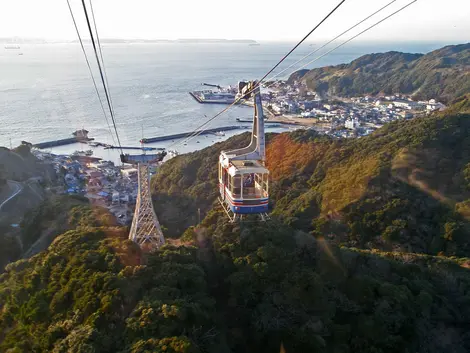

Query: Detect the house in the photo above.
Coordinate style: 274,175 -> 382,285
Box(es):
65,173 -> 77,184
87,170 -> 103,179
287,102 -> 299,113
345,118 -> 360,130
271,104 -> 284,114
122,168 -> 138,179
398,111 -> 413,119
120,194 -> 130,203
88,178 -> 102,192
299,101 -> 320,110
393,100 -> 421,110
301,111 -> 316,118
112,192 -> 120,204
426,102 -> 446,111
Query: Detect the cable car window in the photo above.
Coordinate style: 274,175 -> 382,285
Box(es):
231,175 -> 241,198
243,173 -> 255,187
263,173 -> 269,195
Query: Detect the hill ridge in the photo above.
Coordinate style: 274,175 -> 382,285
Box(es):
289,42 -> 470,102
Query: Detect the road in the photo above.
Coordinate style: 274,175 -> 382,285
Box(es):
0,180 -> 23,211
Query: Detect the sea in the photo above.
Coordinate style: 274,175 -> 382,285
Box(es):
0,41 -> 449,164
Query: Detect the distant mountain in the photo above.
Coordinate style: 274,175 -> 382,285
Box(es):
289,43 -> 470,103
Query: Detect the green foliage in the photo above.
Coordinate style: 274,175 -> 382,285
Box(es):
2,190 -> 470,352
19,195 -> 106,250
290,43 -> 470,103
0,224 -> 21,271
0,229 -> 221,352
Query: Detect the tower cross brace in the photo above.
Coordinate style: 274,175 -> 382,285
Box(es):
128,162 -> 165,249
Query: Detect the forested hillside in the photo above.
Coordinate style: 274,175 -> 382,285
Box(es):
0,145 -> 56,182
289,43 -> 470,102
0,195 -> 117,271
2,213 -> 470,352
152,95 -> 470,257
1,95 -> 470,351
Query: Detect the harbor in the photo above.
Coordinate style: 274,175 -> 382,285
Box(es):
189,82 -> 239,104
189,91 -> 238,104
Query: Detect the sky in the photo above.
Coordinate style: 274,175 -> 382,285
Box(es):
0,0 -> 469,42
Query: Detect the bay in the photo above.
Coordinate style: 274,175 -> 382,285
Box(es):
0,41 -> 447,163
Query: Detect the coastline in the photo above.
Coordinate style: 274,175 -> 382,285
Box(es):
240,100 -> 329,128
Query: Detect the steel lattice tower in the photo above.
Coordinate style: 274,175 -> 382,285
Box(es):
129,163 -> 165,249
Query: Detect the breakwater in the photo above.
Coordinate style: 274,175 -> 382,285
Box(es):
34,137 -> 93,149
141,126 -> 241,143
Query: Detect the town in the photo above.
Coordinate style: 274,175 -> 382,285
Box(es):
31,150 -> 158,226
255,80 -> 447,138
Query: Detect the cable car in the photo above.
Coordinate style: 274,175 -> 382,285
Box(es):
120,151 -> 167,165
218,81 -> 269,222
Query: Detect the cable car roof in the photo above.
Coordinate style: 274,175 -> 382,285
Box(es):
227,160 -> 269,176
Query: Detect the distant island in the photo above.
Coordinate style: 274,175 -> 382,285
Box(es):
175,38 -> 257,44
0,36 -> 258,45
0,37 -> 46,44
73,38 -> 258,44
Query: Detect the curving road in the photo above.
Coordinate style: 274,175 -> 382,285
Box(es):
0,180 -> 23,211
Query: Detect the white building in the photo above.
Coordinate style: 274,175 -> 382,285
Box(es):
345,118 -> 360,130
301,111 -> 316,118
112,192 -> 120,204
121,168 -> 138,179
427,102 -> 446,112
393,99 -> 425,110
271,104 -> 284,114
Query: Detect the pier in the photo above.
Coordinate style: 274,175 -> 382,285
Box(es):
141,126 -> 241,143
236,118 -> 299,126
104,146 -> 163,151
33,129 -> 94,149
188,91 -> 239,105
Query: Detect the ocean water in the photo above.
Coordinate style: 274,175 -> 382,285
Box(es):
0,41 -> 447,162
